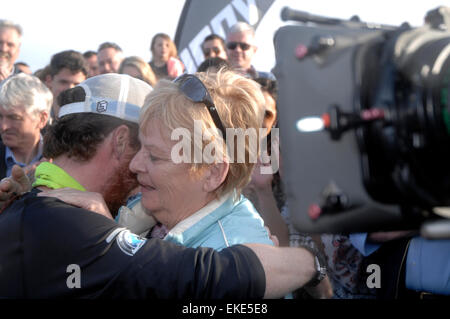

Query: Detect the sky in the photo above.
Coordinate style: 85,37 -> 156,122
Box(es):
1,0 -> 447,73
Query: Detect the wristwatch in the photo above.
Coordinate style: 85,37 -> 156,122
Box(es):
300,245 -> 327,288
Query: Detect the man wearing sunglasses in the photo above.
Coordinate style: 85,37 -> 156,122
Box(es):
225,22 -> 274,80
201,34 -> 228,61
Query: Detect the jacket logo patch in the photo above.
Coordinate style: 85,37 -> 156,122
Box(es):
116,229 -> 146,256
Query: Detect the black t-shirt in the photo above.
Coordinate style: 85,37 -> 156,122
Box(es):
149,61 -> 169,80
0,189 -> 265,298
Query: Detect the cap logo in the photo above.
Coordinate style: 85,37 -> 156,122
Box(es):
96,100 -> 108,113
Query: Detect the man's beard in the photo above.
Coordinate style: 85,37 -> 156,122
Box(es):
102,156 -> 138,218
0,53 -> 12,69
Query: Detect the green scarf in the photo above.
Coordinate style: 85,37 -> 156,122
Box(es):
33,162 -> 86,191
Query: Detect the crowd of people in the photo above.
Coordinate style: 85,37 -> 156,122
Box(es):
0,17 -> 448,299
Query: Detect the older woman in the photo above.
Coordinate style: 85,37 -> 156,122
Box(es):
127,70 -> 273,249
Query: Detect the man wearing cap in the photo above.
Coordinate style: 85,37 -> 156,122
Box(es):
0,73 -> 318,298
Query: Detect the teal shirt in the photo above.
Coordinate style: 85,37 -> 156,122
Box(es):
163,193 -> 274,251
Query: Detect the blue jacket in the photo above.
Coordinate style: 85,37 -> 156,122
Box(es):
163,193 -> 274,251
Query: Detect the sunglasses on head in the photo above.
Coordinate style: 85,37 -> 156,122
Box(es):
173,74 -> 226,137
226,42 -> 251,51
203,47 -> 221,57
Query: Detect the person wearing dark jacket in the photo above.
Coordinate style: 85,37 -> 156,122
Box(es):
0,73 -> 52,179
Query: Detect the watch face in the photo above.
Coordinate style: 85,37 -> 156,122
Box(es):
313,256 -> 327,284
300,244 -> 327,287
318,265 -> 327,281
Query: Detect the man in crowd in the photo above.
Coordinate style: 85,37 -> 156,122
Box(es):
97,42 -> 124,74
0,73 -> 52,179
201,34 -> 228,61
0,20 -> 22,83
14,62 -> 32,74
225,22 -> 274,80
83,50 -> 100,78
0,73 -> 320,298
45,50 -> 88,119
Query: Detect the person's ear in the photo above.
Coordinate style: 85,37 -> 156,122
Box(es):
44,74 -> 52,89
112,125 -> 130,159
38,111 -> 49,129
202,161 -> 229,193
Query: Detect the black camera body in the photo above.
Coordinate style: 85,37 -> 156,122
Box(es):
273,8 -> 450,236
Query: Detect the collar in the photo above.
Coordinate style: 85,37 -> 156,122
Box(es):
32,162 -> 86,191
164,192 -> 235,244
246,65 -> 258,78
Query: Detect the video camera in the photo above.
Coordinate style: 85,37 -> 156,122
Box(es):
273,6 -> 450,238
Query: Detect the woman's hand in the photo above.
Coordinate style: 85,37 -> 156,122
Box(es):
38,188 -> 113,220
265,226 -> 279,247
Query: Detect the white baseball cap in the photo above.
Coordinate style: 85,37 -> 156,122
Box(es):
58,73 -> 152,123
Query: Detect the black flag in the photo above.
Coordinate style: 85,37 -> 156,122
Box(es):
175,0 -> 275,73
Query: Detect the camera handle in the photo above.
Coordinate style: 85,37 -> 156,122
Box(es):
281,7 -> 396,30
321,105 -> 386,140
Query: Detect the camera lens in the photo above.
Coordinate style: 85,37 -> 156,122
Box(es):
356,27 -> 450,207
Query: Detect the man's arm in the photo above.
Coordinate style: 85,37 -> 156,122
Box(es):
117,241 -> 315,299
243,243 -> 315,298
2,166 -> 315,298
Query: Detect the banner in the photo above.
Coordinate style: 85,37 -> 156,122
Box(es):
174,0 -> 275,73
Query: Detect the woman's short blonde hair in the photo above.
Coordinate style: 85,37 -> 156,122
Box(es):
140,69 -> 265,199
118,56 -> 157,87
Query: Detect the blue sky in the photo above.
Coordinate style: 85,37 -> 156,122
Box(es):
2,0 -> 446,72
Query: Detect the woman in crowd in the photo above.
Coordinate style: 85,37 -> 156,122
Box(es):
149,33 -> 185,81
119,56 -> 157,87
